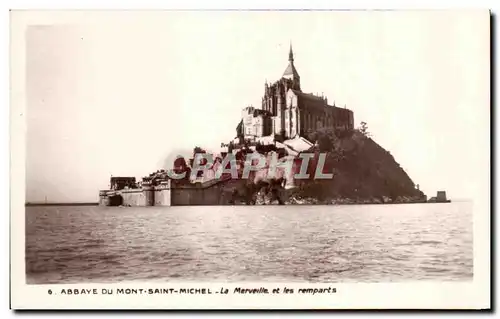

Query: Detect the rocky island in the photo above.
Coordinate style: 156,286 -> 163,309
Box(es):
99,45 -> 427,206
282,127 -> 427,205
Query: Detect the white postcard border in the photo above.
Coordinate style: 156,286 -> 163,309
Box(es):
9,9 -> 491,310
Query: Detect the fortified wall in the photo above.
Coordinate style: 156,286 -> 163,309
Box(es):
170,179 -> 228,206
99,151 -> 307,207
99,181 -> 171,207
98,179 -> 235,206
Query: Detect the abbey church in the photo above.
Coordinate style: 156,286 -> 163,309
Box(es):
238,45 -> 354,141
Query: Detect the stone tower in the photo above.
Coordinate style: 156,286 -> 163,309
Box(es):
262,43 -> 304,137
282,43 -> 301,91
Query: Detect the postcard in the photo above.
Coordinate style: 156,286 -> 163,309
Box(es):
10,9 -> 491,309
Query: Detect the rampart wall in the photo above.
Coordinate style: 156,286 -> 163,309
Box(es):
120,189 -> 148,206
99,176 -> 253,206
170,179 -> 226,206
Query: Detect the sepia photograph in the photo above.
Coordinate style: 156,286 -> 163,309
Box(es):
10,9 -> 490,309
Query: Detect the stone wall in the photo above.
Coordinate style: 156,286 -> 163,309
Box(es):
154,188 -> 171,206
98,196 -> 109,206
98,185 -> 172,207
99,179 -> 231,206
120,189 -> 147,206
171,179 -> 225,206
98,190 -> 109,206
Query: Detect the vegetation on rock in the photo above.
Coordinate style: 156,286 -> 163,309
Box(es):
170,122 -> 426,205
288,123 -> 426,204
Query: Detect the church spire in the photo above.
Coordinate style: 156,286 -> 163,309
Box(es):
282,41 -> 300,91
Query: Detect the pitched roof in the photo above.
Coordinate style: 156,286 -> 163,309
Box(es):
283,136 -> 314,153
283,62 -> 300,79
292,90 -> 323,102
275,141 -> 298,156
290,90 -> 327,110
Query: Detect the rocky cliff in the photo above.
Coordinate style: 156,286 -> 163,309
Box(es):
171,128 -> 426,205
286,129 -> 426,204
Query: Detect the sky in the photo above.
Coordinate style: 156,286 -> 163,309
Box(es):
23,10 -> 490,202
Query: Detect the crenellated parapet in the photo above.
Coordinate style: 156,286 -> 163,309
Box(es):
154,180 -> 171,190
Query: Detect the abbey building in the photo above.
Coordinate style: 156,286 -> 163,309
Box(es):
238,45 -> 354,141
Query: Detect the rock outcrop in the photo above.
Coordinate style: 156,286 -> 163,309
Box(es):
285,129 -> 426,204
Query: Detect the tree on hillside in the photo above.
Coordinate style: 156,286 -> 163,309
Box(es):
359,121 -> 371,137
306,128 -> 337,152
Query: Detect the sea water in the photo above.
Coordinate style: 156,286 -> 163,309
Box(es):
25,202 -> 473,284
